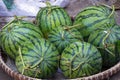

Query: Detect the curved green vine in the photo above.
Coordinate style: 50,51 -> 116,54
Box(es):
108,5 -> 115,18
18,47 -> 26,74
102,30 -> 115,56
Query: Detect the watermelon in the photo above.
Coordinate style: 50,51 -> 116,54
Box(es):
74,5 -> 116,37
88,24 -> 120,67
15,38 -> 59,79
48,26 -> 83,54
60,41 -> 102,78
36,6 -> 72,38
0,18 -> 43,59
116,40 -> 120,62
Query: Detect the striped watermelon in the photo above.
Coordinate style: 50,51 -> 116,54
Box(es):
36,6 -> 72,38
88,24 -> 120,67
74,5 -> 116,37
116,40 -> 120,62
60,41 -> 102,78
0,19 -> 43,59
48,26 -> 83,54
15,38 -> 59,79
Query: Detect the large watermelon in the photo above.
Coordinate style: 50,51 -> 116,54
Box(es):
88,24 -> 120,68
60,41 -> 102,78
48,26 -> 83,54
74,5 -> 116,37
36,5 -> 72,38
15,38 -> 59,79
116,40 -> 120,62
0,18 -> 43,59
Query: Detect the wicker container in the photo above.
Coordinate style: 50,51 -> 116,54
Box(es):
0,48 -> 120,80
0,17 -> 120,80
0,0 -> 120,79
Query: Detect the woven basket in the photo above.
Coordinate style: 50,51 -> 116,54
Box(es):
1,49 -> 120,80
0,13 -> 120,80
0,16 -> 120,79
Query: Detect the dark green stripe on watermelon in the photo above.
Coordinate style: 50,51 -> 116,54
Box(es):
15,38 -> 59,79
0,19 -> 43,59
48,27 -> 83,54
36,6 -> 72,38
60,41 -> 102,78
88,24 -> 120,68
74,5 -> 116,38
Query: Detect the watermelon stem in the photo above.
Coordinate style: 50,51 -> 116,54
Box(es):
30,58 -> 44,68
34,68 -> 41,78
69,53 -> 80,78
102,30 -> 115,56
45,1 -> 51,7
72,62 -> 84,71
105,48 -> 115,56
18,47 -> 26,74
98,3 -> 112,9
65,60 -> 72,78
102,30 -> 110,47
98,3 -> 115,18
64,28 -> 83,41
64,24 -> 81,30
47,8 -> 52,15
45,2 -> 53,15
2,16 -> 26,29
14,15 -> 26,24
108,5 -> 115,18
2,19 -> 15,29
14,15 -> 26,20
14,16 -> 21,24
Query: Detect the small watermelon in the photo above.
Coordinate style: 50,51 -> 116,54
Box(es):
60,41 -> 102,78
15,38 -> 59,79
0,18 -> 43,59
88,24 -> 120,67
74,5 -> 116,37
36,5 -> 72,38
48,26 -> 83,54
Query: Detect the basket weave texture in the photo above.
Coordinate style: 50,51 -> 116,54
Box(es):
1,48 -> 120,80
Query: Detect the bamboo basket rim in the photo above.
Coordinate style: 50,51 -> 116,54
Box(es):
1,50 -> 120,80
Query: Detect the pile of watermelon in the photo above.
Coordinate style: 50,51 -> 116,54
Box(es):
0,3 -> 120,79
